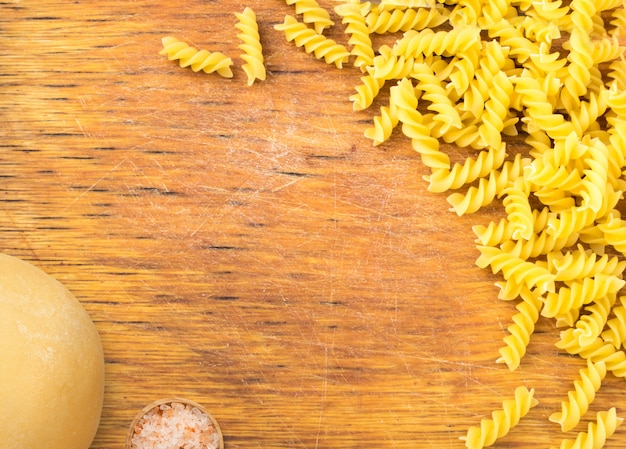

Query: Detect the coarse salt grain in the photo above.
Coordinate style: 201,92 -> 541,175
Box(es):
130,402 -> 220,449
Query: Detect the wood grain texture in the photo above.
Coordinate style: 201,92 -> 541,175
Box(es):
2,1 -> 626,448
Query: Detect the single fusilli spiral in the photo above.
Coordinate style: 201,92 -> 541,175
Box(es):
569,91 -> 608,136
447,49 -> 480,97
364,104 -> 399,146
159,36 -> 233,78
546,245 -> 626,282
590,35 -> 624,65
561,28 -> 594,113
366,5 -> 450,34
473,207 -> 551,246
425,142 -> 506,193
460,386 -> 539,449
235,7 -> 266,86
497,286 -> 543,370
447,154 -> 529,216
550,359 -> 607,432
371,53 -> 416,81
392,26 -> 481,59
274,15 -> 350,68
335,2 -> 374,71
499,227 -> 579,260
350,73 -> 385,111
541,274 -> 625,319
477,70 -> 515,149
501,177 -> 534,240
570,0 -> 597,34
428,115 -> 486,149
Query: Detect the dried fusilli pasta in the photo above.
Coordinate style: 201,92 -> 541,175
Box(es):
549,359 -> 607,432
285,0 -> 334,34
274,15 -> 350,68
550,408 -> 623,449
460,386 -> 538,449
235,7 -> 266,85
159,37 -> 233,78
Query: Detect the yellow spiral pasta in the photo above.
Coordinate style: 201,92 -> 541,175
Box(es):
462,41 -> 514,119
528,43 -> 568,78
371,53 -> 416,81
602,296 -> 626,349
486,19 -> 540,64
570,0 -> 597,34
569,91 -> 608,136
285,0 -> 334,34
350,73 -> 385,111
159,36 -> 233,78
574,294 -> 617,348
392,26 -> 481,59
514,73 -> 575,140
529,0 -> 569,23
366,4 -> 450,34
447,49 -> 480,97
497,286 -> 543,370
541,274 -> 625,319
561,28 -> 594,113
232,0 -> 626,445
449,0 -> 482,25
556,330 -> 626,378
546,246 -> 626,282
364,104 -> 399,146
460,386 -> 539,449
334,2 -> 374,71
500,227 -> 579,260
550,359 -> 607,432
235,7 -> 266,86
597,209 -> 626,256
550,408 -> 623,449
472,207 -> 551,246
390,78 -> 450,170
425,142 -> 506,193
476,243 -> 556,294
477,70 -> 515,148
274,15 -> 350,68
501,177 -> 534,241
447,154 -> 529,216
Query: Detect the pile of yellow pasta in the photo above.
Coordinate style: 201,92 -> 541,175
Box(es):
161,0 -> 626,447
272,0 -> 626,447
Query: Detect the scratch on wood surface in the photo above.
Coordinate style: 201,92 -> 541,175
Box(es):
62,157 -> 130,213
314,345 -> 329,449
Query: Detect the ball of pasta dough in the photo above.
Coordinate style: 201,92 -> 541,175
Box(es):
0,254 -> 105,449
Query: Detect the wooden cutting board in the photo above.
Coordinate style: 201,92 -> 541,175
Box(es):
2,1 -> 626,448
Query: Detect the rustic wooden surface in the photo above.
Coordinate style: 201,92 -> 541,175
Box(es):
2,1 -> 626,448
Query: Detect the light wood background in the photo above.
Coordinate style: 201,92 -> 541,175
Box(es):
2,1 -> 626,448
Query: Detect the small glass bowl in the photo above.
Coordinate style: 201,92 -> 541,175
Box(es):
126,397 -> 224,449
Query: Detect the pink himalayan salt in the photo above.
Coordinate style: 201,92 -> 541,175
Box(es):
130,402 -> 219,449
